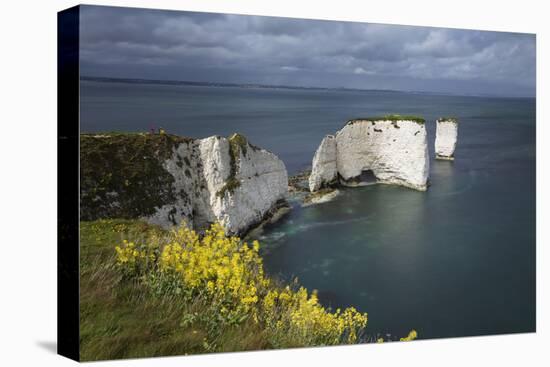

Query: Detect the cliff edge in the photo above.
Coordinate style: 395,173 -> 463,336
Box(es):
80,132 -> 288,235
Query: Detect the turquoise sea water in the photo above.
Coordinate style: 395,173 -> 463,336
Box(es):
81,80 -> 536,340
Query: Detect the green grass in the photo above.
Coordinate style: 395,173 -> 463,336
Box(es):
80,219 -> 414,360
79,219 -> 269,361
347,114 -> 426,125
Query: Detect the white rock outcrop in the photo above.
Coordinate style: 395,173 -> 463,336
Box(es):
435,118 -> 458,160
309,117 -> 430,192
122,134 -> 287,235
309,135 -> 337,191
197,135 -> 288,234
81,133 -> 288,235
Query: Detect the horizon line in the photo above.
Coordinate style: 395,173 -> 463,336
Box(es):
80,75 -> 535,99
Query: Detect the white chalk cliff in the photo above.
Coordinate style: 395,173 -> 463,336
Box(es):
309,117 -> 430,192
435,118 -> 458,160
80,133 -> 288,235
309,135 -> 338,192
150,133 -> 288,234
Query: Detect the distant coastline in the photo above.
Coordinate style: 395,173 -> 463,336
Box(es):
81,75 -> 403,94
80,76 -> 534,99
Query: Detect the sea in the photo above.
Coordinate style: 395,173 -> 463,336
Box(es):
80,78 -> 536,340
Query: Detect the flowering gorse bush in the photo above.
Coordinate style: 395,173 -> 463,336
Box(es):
262,286 -> 367,346
114,222 -> 414,347
158,223 -> 268,325
400,329 -> 418,341
115,239 -> 156,276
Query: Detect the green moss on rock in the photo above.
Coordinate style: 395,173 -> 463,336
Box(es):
216,133 -> 249,198
216,177 -> 241,198
229,133 -> 248,157
80,133 -> 192,221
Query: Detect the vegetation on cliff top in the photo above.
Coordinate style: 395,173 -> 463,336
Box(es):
437,117 -> 458,123
347,114 -> 426,125
80,133 -> 192,221
81,131 -> 269,219
80,219 -> 416,360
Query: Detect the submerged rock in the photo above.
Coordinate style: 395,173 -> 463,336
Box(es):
309,115 -> 430,192
435,118 -> 458,160
80,133 -> 288,235
303,188 -> 340,206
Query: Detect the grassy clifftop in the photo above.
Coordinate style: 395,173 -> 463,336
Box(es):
437,117 -> 458,122
80,133 -> 192,221
346,114 -> 426,125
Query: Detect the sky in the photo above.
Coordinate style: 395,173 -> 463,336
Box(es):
79,5 -> 536,97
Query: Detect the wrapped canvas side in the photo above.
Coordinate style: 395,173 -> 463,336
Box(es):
57,5 -> 80,362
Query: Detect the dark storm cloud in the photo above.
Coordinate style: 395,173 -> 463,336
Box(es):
79,5 -> 536,97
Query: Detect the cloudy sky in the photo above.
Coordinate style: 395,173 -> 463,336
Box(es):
79,5 -> 536,97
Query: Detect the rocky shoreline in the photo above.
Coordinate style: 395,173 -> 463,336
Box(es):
288,169 -> 341,206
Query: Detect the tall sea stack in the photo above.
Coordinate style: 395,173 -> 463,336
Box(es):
435,118 -> 458,160
309,115 -> 430,192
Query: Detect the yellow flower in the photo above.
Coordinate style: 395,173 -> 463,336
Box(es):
400,330 -> 418,341
114,221 -> 371,347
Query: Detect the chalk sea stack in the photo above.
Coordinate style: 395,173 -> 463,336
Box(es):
309,115 -> 430,192
435,118 -> 458,160
80,132 -> 288,235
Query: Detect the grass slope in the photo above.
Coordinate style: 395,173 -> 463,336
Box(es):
80,220 -> 268,361
80,219 -> 413,360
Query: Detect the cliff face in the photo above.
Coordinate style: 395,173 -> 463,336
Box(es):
435,118 -> 458,160
80,133 -> 288,235
309,135 -> 337,192
309,117 -> 430,192
197,134 -> 288,234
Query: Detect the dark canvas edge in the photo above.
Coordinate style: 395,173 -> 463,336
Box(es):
57,5 -> 80,362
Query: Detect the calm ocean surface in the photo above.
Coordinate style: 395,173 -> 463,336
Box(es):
81,80 -> 536,340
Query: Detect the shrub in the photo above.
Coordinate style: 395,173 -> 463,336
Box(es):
114,222 -> 371,347
400,330 -> 418,341
114,239 -> 156,276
